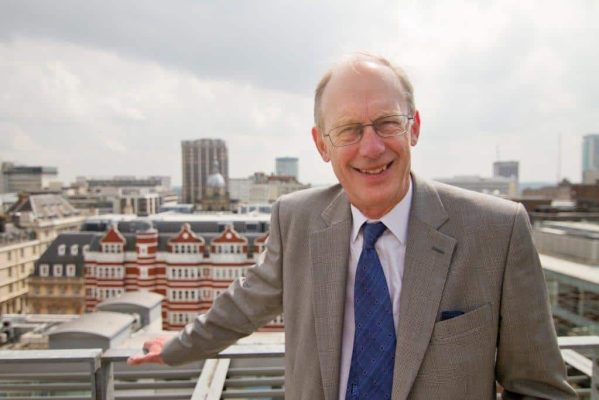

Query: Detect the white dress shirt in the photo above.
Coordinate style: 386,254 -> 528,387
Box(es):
338,179 -> 413,400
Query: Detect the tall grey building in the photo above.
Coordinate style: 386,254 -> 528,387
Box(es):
493,161 -> 519,181
181,139 -> 229,204
583,134 -> 599,184
275,157 -> 299,180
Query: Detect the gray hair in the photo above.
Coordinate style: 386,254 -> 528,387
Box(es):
313,53 -> 416,130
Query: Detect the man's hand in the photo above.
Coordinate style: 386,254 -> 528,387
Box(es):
127,335 -> 171,365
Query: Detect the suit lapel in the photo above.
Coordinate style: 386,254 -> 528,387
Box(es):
309,190 -> 352,400
392,175 -> 457,400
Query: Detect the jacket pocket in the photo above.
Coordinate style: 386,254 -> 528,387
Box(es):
430,303 -> 492,343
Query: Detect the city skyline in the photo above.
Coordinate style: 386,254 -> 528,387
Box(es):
1,1 -> 597,186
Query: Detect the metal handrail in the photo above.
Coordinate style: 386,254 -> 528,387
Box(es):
1,339 -> 597,399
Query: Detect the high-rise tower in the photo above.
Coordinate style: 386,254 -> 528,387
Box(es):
275,157 -> 299,181
181,139 -> 228,204
583,134 -> 599,184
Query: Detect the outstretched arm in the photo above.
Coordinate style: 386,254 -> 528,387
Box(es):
128,201 -> 285,366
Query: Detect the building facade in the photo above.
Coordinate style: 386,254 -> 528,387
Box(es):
27,233 -> 95,315
82,213 -> 280,331
0,226 -> 40,314
1,162 -> 58,194
2,194 -> 85,314
275,157 -> 299,180
181,139 -> 229,205
8,194 -> 84,248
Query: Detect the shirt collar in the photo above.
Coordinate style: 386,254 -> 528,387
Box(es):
350,177 -> 413,245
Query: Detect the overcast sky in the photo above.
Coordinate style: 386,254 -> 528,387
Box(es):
0,0 -> 597,186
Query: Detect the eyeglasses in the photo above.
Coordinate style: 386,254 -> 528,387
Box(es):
323,114 -> 414,147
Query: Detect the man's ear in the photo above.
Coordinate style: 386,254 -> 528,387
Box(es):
312,126 -> 330,162
410,110 -> 421,146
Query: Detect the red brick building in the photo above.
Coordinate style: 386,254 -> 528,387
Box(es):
84,215 -> 279,331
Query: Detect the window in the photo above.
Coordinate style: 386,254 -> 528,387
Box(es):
7,267 -> 12,277
58,244 -> 66,256
71,245 -> 78,255
7,251 -> 11,261
66,264 -> 76,277
39,264 -> 49,277
20,248 -> 24,257
53,264 -> 63,277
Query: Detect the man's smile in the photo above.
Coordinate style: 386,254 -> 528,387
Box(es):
354,160 -> 394,175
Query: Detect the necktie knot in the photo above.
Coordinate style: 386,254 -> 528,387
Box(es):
362,222 -> 386,250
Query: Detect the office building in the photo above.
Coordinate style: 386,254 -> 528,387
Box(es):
181,139 -> 228,205
583,134 -> 599,184
275,157 -> 299,180
493,161 -> 519,181
1,162 -> 58,194
0,224 -> 40,314
229,172 -> 310,204
66,176 -> 175,216
435,175 -> 518,198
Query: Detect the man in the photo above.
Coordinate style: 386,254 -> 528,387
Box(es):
129,54 -> 576,399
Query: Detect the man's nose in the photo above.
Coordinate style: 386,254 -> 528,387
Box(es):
358,126 -> 386,158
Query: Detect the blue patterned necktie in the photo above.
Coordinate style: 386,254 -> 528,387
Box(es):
346,222 -> 396,400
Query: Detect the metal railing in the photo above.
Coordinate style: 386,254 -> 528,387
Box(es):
0,343 -> 284,400
1,338 -> 598,399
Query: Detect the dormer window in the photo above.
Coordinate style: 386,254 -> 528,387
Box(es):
53,264 -> 63,277
58,244 -> 66,256
39,264 -> 49,277
71,245 -> 79,255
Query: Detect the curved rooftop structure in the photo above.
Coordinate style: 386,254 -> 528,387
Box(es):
48,311 -> 134,350
207,159 -> 226,188
207,173 -> 226,188
49,311 -> 133,338
97,291 -> 163,328
97,291 -> 163,309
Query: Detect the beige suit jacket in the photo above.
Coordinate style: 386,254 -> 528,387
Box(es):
162,175 -> 576,400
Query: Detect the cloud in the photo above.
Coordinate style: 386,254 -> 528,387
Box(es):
0,0 -> 597,185
0,37 -> 325,185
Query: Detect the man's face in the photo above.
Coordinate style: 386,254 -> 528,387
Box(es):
312,61 -> 420,219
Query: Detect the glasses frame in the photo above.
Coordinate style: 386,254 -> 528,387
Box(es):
323,114 -> 414,147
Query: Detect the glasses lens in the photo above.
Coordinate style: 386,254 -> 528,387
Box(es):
330,124 -> 361,146
374,115 -> 408,137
